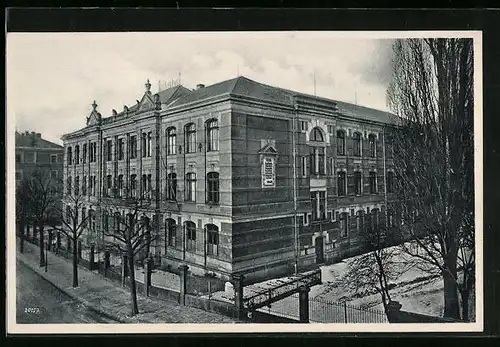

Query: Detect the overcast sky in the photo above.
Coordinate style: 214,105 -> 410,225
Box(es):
7,32 -> 394,145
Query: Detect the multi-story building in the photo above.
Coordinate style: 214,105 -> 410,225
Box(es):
15,130 -> 64,187
61,76 -> 399,284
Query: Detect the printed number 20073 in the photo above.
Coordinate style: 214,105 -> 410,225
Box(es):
24,307 -> 40,314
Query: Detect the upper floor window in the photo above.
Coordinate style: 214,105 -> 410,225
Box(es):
67,176 -> 72,195
354,171 -> 362,195
185,123 -> 196,154
82,176 -> 87,195
141,133 -> 147,157
310,127 -> 324,142
300,121 -> 308,132
75,145 -> 80,164
206,119 -> 219,152
82,144 -> 87,164
369,134 -> 377,158
147,132 -> 152,157
130,174 -> 137,198
166,173 -> 177,201
50,170 -> 58,180
309,147 -> 325,176
130,135 -> 137,159
117,174 -> 124,198
75,176 -> 80,195
301,156 -> 308,177
185,221 -> 196,251
337,171 -> 346,196
310,191 -> 327,221
206,172 -> 220,204
106,175 -> 112,197
328,125 -> 335,134
337,130 -> 346,156
141,174 -> 152,198
89,142 -> 97,163
387,171 -> 394,194
166,127 -> 176,155
16,154 -> 21,163
353,132 -> 362,157
165,218 -> 176,247
185,172 -> 196,202
118,138 -> 124,160
51,154 -> 58,163
67,147 -> 73,165
369,171 -> 377,194
106,139 -> 113,161
206,224 -> 219,256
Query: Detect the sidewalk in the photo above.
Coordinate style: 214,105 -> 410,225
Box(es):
17,239 -> 240,324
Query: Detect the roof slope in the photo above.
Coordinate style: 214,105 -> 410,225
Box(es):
16,132 -> 63,149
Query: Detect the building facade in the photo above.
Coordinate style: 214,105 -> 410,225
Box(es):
61,76 -> 398,283
15,131 -> 64,187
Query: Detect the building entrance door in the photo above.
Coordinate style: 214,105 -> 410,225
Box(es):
315,236 -> 324,264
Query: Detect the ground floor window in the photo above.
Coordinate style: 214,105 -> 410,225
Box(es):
165,218 -> 176,248
185,221 -> 196,251
206,224 -> 219,256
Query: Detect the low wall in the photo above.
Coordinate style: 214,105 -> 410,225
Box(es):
185,294 -> 239,319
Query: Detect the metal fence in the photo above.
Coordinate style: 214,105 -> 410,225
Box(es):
260,293 -> 388,323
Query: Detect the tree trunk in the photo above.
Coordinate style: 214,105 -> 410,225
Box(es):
127,247 -> 139,315
443,255 -> 460,319
39,224 -> 45,267
72,235 -> 79,288
460,289 -> 469,322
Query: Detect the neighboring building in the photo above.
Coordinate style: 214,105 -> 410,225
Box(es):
61,76 -> 399,283
15,130 -> 64,188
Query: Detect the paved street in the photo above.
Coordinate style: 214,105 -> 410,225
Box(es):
16,260 -> 117,324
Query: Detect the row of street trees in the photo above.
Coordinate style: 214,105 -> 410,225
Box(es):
343,38 -> 475,321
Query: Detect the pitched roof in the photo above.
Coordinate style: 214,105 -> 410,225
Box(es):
15,132 -> 63,149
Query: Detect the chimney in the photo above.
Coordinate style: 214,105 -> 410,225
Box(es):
196,84 -> 205,90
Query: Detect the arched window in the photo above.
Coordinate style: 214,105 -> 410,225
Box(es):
353,132 -> 362,156
185,172 -> 196,202
337,130 -> 346,155
185,221 -> 196,251
368,134 -> 376,158
369,171 -> 377,194
166,127 -> 176,155
206,224 -> 219,256
310,127 -> 324,142
206,172 -> 220,204
206,119 -> 219,152
166,173 -> 177,201
165,218 -> 176,248
185,123 -> 196,153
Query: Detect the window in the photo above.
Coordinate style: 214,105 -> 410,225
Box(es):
340,212 -> 349,238
50,170 -> 58,180
165,219 -> 176,248
118,138 -> 124,160
262,157 -> 276,187
356,210 -> 364,233
185,123 -> 196,153
166,128 -> 176,155
369,134 -> 376,158
141,133 -> 147,157
130,135 -> 137,159
310,127 -> 324,142
328,125 -> 334,134
354,171 -> 362,195
130,174 -> 137,197
16,154 -> 21,163
51,154 -> 58,163
353,132 -> 361,156
106,175 -> 112,197
106,139 -> 113,161
75,176 -> 80,195
82,144 -> 87,164
147,132 -> 152,157
67,147 -> 73,165
329,157 -> 334,176
300,121 -> 308,132
89,142 -> 97,163
185,221 -> 196,251
118,174 -> 124,198
185,173 -> 196,202
301,156 -> 308,177
387,171 -> 394,193
147,174 -> 152,196
309,147 -> 325,175
82,176 -> 87,195
89,176 -> 93,196
67,176 -> 72,195
206,119 -> 219,152
310,191 -> 327,221
166,173 -> 177,201
369,171 -> 377,194
206,224 -> 219,256
337,171 -> 346,196
75,145 -> 80,164
206,172 -> 220,204
336,130 -> 346,155
141,174 -> 152,198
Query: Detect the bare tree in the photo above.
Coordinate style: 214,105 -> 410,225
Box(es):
26,171 -> 60,267
387,38 -> 474,320
101,193 -> 157,315
16,178 -> 34,254
48,189 -> 90,288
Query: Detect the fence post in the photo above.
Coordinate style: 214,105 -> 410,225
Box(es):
298,286 -> 310,323
178,264 -> 189,305
344,301 -> 348,323
231,274 -> 245,319
89,244 -> 95,270
145,256 -> 153,297
121,251 -> 129,287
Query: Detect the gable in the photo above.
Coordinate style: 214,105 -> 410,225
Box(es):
137,93 -> 156,113
87,111 -> 101,126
